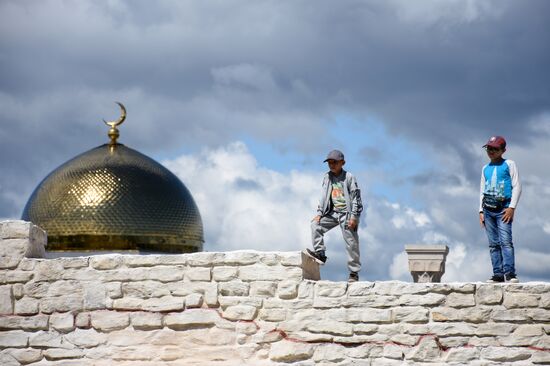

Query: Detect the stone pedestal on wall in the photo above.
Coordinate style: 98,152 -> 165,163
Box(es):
405,244 -> 449,283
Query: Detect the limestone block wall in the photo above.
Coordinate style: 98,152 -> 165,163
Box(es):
1,220 -> 550,365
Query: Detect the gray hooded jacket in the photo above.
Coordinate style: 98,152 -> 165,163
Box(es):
316,170 -> 364,221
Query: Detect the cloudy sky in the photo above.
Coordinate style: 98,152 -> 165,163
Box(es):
1,0 -> 549,282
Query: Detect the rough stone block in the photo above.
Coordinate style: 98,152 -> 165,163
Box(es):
540,293 -> 550,309
0,330 -> 29,348
390,333 -> 418,346
476,284 -> 503,305
23,282 -> 49,298
298,281 -> 315,299
445,347 -> 480,362
492,308 -> 530,322
0,239 -> 27,269
14,297 -> 39,315
91,311 -> 130,332
393,307 -> 429,323
446,292 -> 475,308
347,282 -> 375,296
480,346 -> 532,362
277,280 -> 298,299
503,292 -> 540,309
2,270 -> 34,284
239,265 -> 302,281
184,267 -> 211,281
315,282 -> 347,297
353,324 -> 378,335
431,306 -> 492,323
398,293 -> 446,306
476,323 -> 516,336
383,344 -> 404,360
164,309 -> 219,330
130,312 -> 163,330
50,312 -> 75,332
147,266 -> 186,282
429,323 -> 476,336
6,348 -> 43,364
313,343 -> 347,362
90,255 -> 122,270
250,281 -> 277,297
40,296 -> 83,314
223,305 -> 257,321
122,281 -> 170,298
29,331 -> 70,349
105,282 -> 122,299
269,340 -> 314,362
0,285 -> 14,314
306,320 -> 353,336
185,293 -> 204,308
259,308 -> 286,322
141,296 -> 184,312
347,309 -> 392,323
405,336 -> 441,361
212,266 -> 238,281
374,282 -> 429,296
0,315 -> 48,331
219,281 -> 249,296
43,348 -> 84,360
63,328 -> 107,348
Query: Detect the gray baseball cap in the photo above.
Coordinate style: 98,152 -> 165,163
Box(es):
323,149 -> 345,162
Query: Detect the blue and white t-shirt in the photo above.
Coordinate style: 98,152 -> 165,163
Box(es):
479,159 -> 522,212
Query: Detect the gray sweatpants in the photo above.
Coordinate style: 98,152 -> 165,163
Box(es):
311,211 -> 361,273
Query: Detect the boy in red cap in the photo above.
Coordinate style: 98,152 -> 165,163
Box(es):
479,136 -> 522,283
306,149 -> 364,282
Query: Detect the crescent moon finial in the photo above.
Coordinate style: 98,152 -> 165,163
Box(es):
103,102 -> 126,146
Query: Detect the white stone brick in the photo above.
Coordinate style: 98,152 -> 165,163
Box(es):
0,353 -> 19,366
383,344 -> 404,360
306,320 -> 353,336
429,323 -> 477,336
61,257 -> 89,269
0,285 -> 13,314
353,324 -> 378,335
130,312 -> 163,330
142,296 -> 184,312
480,346 -> 532,362
34,260 -> 64,281
0,239 -> 27,269
7,348 -> 43,364
223,305 -> 257,320
122,280 -> 170,298
347,282 -> 375,296
259,308 -> 287,322
445,347 -> 480,362
219,281 -> 249,296
75,312 -> 91,328
390,333 -> 418,346
269,340 -> 314,362
63,328 -> 107,348
503,292 -> 540,308
164,309 -> 220,329
398,293 -> 446,306
14,297 -> 39,315
217,251 -> 259,265
12,284 -> 23,299
279,252 -> 303,266
374,282 -> 428,296
23,282 -> 49,298
147,266 -> 186,282
239,265 -> 302,281
48,280 -> 83,297
0,330 -> 29,347
40,296 -> 83,313
392,307 -> 429,323
50,312 -> 75,332
90,255 -> 122,270
431,306 -> 492,323
91,311 -> 130,332
316,282 -> 347,297
540,292 -> 550,308
476,284 -> 503,305
29,331 -> 71,349
530,308 -> 550,322
185,293 -> 204,308
313,343 -> 347,362
405,336 -> 441,361
347,308 -> 392,323
43,348 -> 84,360
0,314 -> 48,331
105,282 -> 122,299
278,280 -> 298,299
492,308 -> 530,322
218,296 -> 263,308
112,297 -> 142,311
2,270 -> 34,283
250,281 -> 277,297
446,292 -> 476,308
475,323 -> 516,336
184,267 -> 211,281
212,266 -> 238,281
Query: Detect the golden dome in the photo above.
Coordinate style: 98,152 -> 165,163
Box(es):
21,104 -> 203,253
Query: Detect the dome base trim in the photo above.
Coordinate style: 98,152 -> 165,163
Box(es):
46,234 -> 203,253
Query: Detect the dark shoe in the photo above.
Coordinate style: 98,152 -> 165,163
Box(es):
348,272 -> 359,282
505,273 -> 519,283
486,275 -> 504,283
305,249 -> 327,265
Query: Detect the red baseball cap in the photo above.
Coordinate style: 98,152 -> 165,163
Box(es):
483,136 -> 506,149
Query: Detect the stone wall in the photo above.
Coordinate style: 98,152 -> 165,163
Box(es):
1,220 -> 550,365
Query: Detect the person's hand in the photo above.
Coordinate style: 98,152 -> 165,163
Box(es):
502,207 -> 515,223
312,215 -> 321,223
479,212 -> 485,228
348,218 -> 357,231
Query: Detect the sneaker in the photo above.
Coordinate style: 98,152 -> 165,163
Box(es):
486,275 -> 504,283
305,248 -> 327,265
505,273 -> 519,283
348,272 -> 359,282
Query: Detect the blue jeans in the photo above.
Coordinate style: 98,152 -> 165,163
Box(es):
483,208 -> 515,276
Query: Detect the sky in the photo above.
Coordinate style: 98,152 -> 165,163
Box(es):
1,0 -> 549,282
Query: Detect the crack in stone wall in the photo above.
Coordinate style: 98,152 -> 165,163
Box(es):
1,220 -> 550,365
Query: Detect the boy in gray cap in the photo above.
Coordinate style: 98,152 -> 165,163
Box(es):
306,149 -> 364,282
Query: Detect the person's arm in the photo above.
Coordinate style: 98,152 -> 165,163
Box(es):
314,175 -> 328,221
508,160 -> 522,209
479,166 -> 486,228
349,175 -> 363,222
